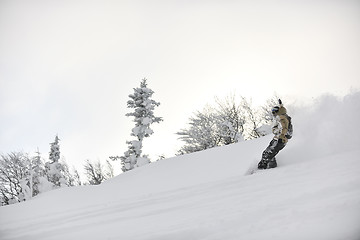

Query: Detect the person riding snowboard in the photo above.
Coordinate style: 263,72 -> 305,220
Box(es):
258,99 -> 291,169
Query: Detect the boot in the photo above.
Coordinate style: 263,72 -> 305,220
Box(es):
268,158 -> 277,168
258,160 -> 268,169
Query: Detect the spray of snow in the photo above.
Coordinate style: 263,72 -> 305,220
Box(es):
286,91 -> 360,162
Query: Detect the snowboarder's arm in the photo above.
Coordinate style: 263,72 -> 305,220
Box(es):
279,116 -> 289,141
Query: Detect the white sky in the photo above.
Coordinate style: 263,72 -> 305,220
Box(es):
1,0 -> 360,175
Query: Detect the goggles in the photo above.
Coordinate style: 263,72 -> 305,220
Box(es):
272,107 -> 279,114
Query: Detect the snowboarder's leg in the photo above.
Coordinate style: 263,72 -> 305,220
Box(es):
258,139 -> 285,169
258,139 -> 277,169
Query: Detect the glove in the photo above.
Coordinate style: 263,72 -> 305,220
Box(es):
272,125 -> 280,134
278,134 -> 287,144
272,127 -> 277,134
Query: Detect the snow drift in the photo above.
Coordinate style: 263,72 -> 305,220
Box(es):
0,92 -> 360,240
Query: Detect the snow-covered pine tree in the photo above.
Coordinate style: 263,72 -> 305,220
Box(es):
29,149 -> 44,197
45,135 -> 65,188
120,79 -> 163,172
49,135 -> 60,163
31,148 -> 55,195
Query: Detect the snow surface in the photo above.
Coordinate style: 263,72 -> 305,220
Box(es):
1,93 -> 360,240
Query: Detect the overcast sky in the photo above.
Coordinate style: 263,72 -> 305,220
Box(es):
1,0 -> 359,174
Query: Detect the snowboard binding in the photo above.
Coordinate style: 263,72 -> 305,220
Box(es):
258,158 -> 277,169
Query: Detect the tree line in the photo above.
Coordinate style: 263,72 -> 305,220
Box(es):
1,78 -> 280,206
0,135 -> 116,206
176,95 -> 279,154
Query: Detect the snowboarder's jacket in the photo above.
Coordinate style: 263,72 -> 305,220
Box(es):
272,105 -> 289,143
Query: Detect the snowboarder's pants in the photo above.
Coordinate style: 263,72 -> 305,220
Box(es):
261,139 -> 286,162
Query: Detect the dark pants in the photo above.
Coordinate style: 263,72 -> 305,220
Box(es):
258,139 -> 286,169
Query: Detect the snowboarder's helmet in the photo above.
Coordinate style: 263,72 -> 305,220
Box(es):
272,106 -> 280,115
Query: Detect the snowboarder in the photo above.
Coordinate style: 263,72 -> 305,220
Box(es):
258,99 -> 291,169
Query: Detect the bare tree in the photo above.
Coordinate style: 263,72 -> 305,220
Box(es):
104,160 -> 114,179
61,160 -> 82,187
84,160 -> 108,185
1,149 -> 82,206
215,95 -> 246,144
0,152 -> 30,205
260,94 -> 281,125
176,94 -> 282,155
240,97 -> 262,139
177,107 -> 222,154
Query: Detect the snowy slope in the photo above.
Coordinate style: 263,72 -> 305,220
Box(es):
1,93 -> 360,240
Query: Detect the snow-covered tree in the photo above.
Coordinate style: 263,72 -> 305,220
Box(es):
0,147 -> 81,206
45,135 -> 66,188
0,149 -> 60,206
49,135 -> 60,163
252,94 -> 281,137
105,160 -> 115,179
61,160 -> 81,187
30,149 -> 58,195
240,97 -> 263,139
260,94 -> 281,125
177,108 -> 222,154
177,98 -> 246,154
120,79 -> 163,171
215,95 -> 246,144
30,149 -> 47,197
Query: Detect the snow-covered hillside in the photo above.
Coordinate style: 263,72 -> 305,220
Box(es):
1,93 -> 360,240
